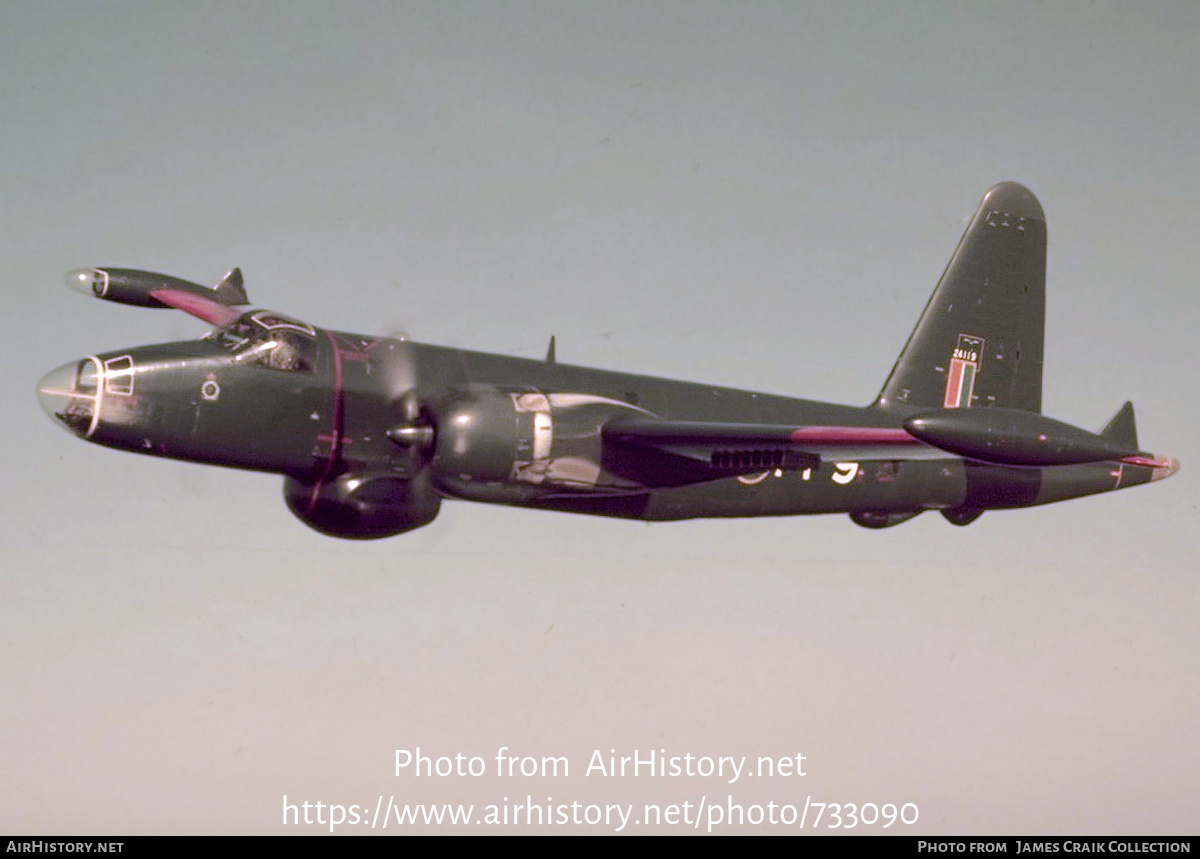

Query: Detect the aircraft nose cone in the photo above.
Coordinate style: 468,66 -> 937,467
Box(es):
37,357 -> 102,437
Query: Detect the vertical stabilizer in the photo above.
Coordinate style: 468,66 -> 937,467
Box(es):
876,182 -> 1046,414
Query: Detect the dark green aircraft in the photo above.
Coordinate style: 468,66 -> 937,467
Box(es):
37,183 -> 1177,538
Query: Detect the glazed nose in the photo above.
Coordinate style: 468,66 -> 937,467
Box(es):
37,357 -> 102,438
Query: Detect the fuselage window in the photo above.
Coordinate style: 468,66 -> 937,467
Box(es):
104,355 -> 134,395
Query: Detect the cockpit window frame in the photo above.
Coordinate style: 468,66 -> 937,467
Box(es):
206,309 -> 317,373
249,310 -> 315,337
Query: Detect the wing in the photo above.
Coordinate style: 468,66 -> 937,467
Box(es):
602,417 -> 924,488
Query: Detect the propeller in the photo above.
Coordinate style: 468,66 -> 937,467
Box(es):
381,338 -> 436,479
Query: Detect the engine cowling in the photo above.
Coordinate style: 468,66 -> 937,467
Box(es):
283,474 -> 440,539
432,385 -> 648,494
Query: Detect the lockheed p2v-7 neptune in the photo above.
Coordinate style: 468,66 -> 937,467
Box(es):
37,183 -> 1178,537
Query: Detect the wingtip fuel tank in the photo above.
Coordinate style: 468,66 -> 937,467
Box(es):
63,267 -> 249,310
902,407 -> 1142,467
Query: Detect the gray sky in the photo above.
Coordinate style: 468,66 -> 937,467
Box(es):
3,1 -> 1196,834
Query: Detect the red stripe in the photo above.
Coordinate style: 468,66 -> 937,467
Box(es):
944,359 -> 964,408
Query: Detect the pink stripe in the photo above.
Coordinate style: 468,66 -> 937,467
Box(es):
149,288 -> 241,326
790,427 -> 917,445
306,331 -> 345,513
1120,455 -> 1170,468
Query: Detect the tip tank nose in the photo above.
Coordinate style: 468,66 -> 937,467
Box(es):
1150,456 -> 1181,482
64,268 -> 108,298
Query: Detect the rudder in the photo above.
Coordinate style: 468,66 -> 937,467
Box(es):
876,182 -> 1047,414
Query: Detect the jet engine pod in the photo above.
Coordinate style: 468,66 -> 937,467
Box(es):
283,473 -> 440,539
903,407 -> 1139,467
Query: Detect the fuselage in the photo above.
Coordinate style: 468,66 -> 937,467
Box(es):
38,312 -> 1173,535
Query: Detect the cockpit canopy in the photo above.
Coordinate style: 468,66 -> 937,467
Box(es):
206,309 -> 316,372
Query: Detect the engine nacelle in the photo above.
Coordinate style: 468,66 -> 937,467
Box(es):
283,474 -> 440,539
433,386 -> 647,493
